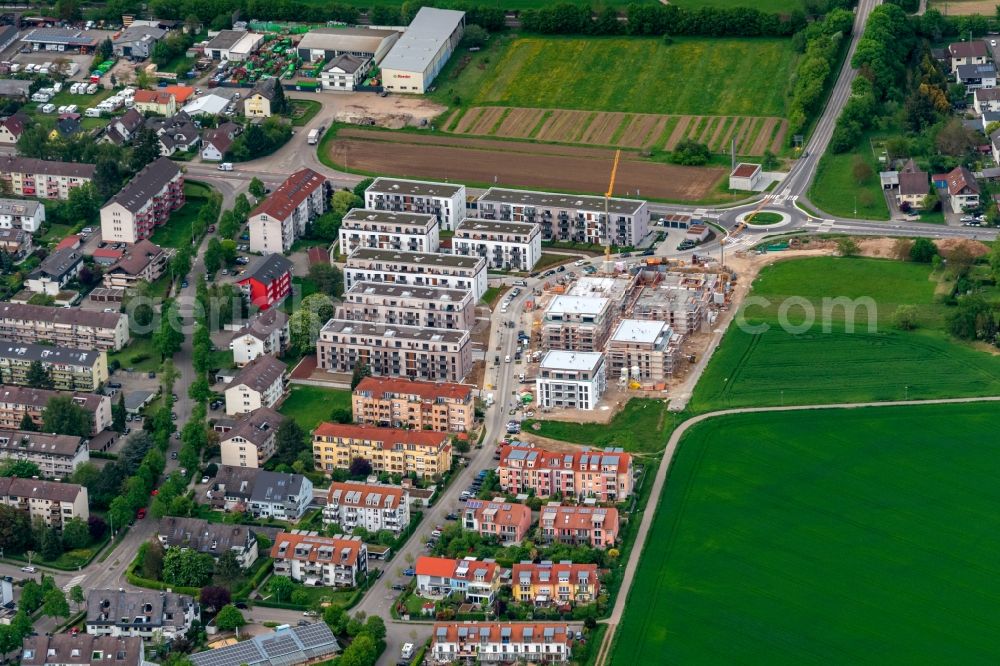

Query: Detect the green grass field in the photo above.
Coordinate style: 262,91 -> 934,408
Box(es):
524,398 -> 675,454
611,403 -> 1000,665
150,182 -> 214,249
279,384 -> 352,432
689,257 -> 1000,411
810,136 -> 890,220
465,36 -> 797,117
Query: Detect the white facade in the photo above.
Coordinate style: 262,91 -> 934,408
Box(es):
365,177 -> 466,231
452,218 -> 542,271
322,482 -> 411,536
320,54 -> 370,91
536,351 -> 607,411
339,208 -> 440,255
380,8 -> 465,94
0,198 -> 44,232
248,169 -> 328,255
224,373 -> 285,416
344,248 -> 488,301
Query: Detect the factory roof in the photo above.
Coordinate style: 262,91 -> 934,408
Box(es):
380,7 -> 465,75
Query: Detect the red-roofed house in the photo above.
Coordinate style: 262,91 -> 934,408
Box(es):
946,165 -> 980,213
538,503 -> 619,548
235,253 -> 293,310
55,234 -> 81,251
949,40 -> 989,73
462,498 -> 532,544
162,85 -> 195,104
352,376 -> 475,432
271,531 -> 368,587
312,423 -> 452,479
431,622 -> 574,664
91,246 -> 124,266
0,113 -> 27,145
248,168 -> 328,254
512,561 -> 600,606
133,90 -> 176,116
415,556 -> 501,604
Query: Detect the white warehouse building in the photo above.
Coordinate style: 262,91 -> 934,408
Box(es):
380,7 -> 465,94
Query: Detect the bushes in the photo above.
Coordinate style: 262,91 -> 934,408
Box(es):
626,4 -> 805,38
669,139 -> 711,166
787,10 -> 852,138
227,119 -> 292,162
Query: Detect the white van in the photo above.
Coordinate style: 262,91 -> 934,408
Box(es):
217,162 -> 233,171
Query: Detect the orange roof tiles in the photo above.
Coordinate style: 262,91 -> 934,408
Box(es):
539,504 -> 619,532
313,423 -> 449,450
511,561 -> 598,587
162,85 -> 195,103
433,621 -> 573,645
326,481 -> 403,509
416,556 -> 499,581
134,90 -> 174,106
270,531 -> 364,566
354,376 -> 474,402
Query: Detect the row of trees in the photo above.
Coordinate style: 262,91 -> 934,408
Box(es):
787,9 -> 854,139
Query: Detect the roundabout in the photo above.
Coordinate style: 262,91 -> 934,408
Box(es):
737,209 -> 791,227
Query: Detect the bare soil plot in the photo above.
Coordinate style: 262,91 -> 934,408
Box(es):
737,117 -> 764,154
495,107 -> 546,138
664,116 -> 696,150
749,117 -> 778,155
453,107 -> 484,134
535,109 -> 594,143
619,115 -> 666,148
770,120 -> 788,153
581,112 -> 626,145
928,0 -> 996,14
468,106 -> 507,134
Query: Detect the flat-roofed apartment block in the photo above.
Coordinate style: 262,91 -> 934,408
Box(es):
0,197 -> 45,232
0,386 -> 111,435
453,218 -> 542,272
345,247 -> 487,301
317,319 -> 471,383
339,208 -> 440,255
352,376 -> 475,432
312,422 -> 452,479
99,157 -> 184,244
0,476 -> 88,528
431,622 -> 573,665
606,319 -> 679,383
0,429 -> 88,478
498,443 -> 634,501
0,302 -> 130,351
477,186 -> 649,248
364,177 -> 466,231
323,481 -> 411,536
631,271 -> 720,335
538,503 -> 619,548
543,295 -> 614,352
536,350 -> 607,411
0,156 -> 95,200
341,282 -> 475,331
0,343 -> 107,391
249,168 -> 328,254
271,531 -> 368,587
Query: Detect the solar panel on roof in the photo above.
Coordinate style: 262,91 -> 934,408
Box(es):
436,627 -> 447,638
261,634 -> 298,659
295,623 -> 337,649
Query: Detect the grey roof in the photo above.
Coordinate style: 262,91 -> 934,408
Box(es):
85,589 -> 195,629
248,77 -> 277,102
113,25 -> 166,45
221,407 -> 284,447
479,186 -> 646,216
157,516 -> 253,556
367,177 -> 462,198
204,29 -> 249,51
320,318 -> 469,344
243,253 -> 293,284
21,635 -> 143,666
0,476 -> 84,503
123,390 -> 154,411
0,79 -> 30,98
0,157 -> 95,179
213,464 -> 261,501
21,28 -> 97,47
229,355 -> 286,393
299,27 -> 398,55
324,53 -> 368,74
342,208 -> 436,230
380,7 -> 465,75
34,247 -> 82,279
105,157 -> 181,214
346,281 -> 471,304
0,342 -> 101,368
188,623 -> 339,666
0,228 -> 29,245
0,302 -> 123,329
455,218 -> 539,237
957,62 -> 997,79
249,470 -> 307,504
347,247 -> 484,270
239,308 -> 289,342
0,198 -> 41,218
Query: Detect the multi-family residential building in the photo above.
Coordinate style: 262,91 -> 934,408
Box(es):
462,498 -> 532,545
538,504 -> 619,548
498,444 -> 634,502
430,622 -> 574,665
102,240 -> 169,290
0,343 -> 108,391
323,481 -> 410,535
25,247 -> 83,295
0,157 -> 95,200
0,197 -> 44,232
344,248 -> 487,301
0,429 -> 88,479
243,78 -> 278,118
320,53 -> 371,91
543,296 -> 614,353
249,470 -> 313,520
248,168 -> 328,254
271,531 -> 368,587
632,272 -> 719,335
99,158 -> 184,244
133,90 -> 177,116
85,589 -> 197,641
0,476 -> 88,528
22,635 -> 152,666
224,356 -> 287,416
235,253 -> 293,311
0,386 -> 111,434
477,187 -> 649,248
157,516 -> 260,568
947,165 -> 981,213
511,561 -> 600,606
229,309 -> 290,367
605,319 -> 679,383
219,407 -> 285,469
317,319 -> 471,383
0,303 -> 130,351
453,218 -> 542,272
416,557 -> 501,604
364,178 -> 466,231
352,376 -> 475,432
339,208 -> 440,255
0,227 -> 33,259
341,282 -> 476,331
949,40 -> 990,73
536,351 -> 607,411
313,423 -> 452,479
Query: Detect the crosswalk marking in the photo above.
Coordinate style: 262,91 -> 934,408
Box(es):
63,574 -> 85,593
761,194 -> 799,205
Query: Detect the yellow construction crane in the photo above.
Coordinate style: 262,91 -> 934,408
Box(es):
604,149 -> 621,264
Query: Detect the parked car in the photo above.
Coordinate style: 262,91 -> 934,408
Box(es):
403,568 -> 415,576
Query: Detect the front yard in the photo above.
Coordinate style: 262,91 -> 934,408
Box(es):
278,384 -> 352,432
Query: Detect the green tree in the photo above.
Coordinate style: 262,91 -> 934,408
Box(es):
0,505 -> 31,555
162,548 -> 215,587
911,237 -> 938,263
0,460 -> 41,478
351,362 -> 371,390
363,615 -> 386,642
836,237 -> 860,257
670,139 -> 712,166
112,393 -> 127,433
42,587 -> 70,620
892,304 -> 918,331
308,262 -> 342,298
131,127 -> 163,172
41,527 -> 63,561
268,574 -> 295,602
70,584 -> 85,611
214,549 -> 242,584
25,360 -> 53,389
214,604 -> 246,632
204,237 -> 223,274
462,24 -> 488,48
233,193 -> 252,223
249,177 -> 266,199
271,79 -> 288,115
20,580 -> 43,613
42,396 -> 92,437
62,518 -> 90,550
155,301 -> 185,359
18,411 -> 36,432
274,419 -> 306,467
338,633 -> 377,666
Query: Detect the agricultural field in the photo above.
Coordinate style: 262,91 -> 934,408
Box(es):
927,0 -> 995,14
689,256 -> 1000,411
448,106 -> 786,155
611,402 -> 1000,665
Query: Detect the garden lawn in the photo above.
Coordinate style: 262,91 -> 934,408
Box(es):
469,36 -> 797,117
150,182 -> 215,249
39,223 -> 77,246
524,398 -> 675,454
108,336 -> 162,373
810,139 -> 889,220
289,99 -> 322,127
688,256 -> 1000,411
612,403 -> 1000,665
279,384 -> 352,432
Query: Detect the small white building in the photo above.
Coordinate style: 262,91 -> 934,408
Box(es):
224,356 -> 287,416
320,54 -> 371,92
229,308 -> 290,367
323,481 -> 411,536
452,218 -> 542,272
536,350 -> 607,411
0,198 -> 44,232
219,407 -> 284,469
365,177 -> 466,231
729,163 -> 762,191
339,208 -> 440,255
202,29 -> 263,61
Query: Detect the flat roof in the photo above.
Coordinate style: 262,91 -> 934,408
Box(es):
731,162 -> 760,178
347,281 -> 470,303
342,208 -> 437,229
540,350 -> 604,372
347,247 -> 484,270
546,295 -> 609,316
321,318 -> 469,344
299,26 -> 398,54
478,187 -> 645,216
368,177 -> 463,198
455,218 -> 539,236
21,28 -> 97,47
611,319 -> 668,344
380,7 -> 465,75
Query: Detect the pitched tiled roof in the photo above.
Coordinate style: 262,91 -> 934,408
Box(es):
241,253 -> 293,285
271,531 -> 364,566
354,376 -> 474,402
326,481 -> 403,510
221,407 -> 284,447
21,635 -> 144,666
250,168 -> 325,222
229,355 -> 286,393
947,165 -> 980,196
0,476 -> 85,503
107,239 -> 166,276
313,423 -> 449,450
106,157 -> 181,214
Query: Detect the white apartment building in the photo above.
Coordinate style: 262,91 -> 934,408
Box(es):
453,218 -> 542,272
345,248 -> 487,301
0,386 -> 111,435
229,308 -> 289,367
317,319 -> 472,383
223,356 -> 286,416
0,302 -> 130,351
0,198 -> 44,232
0,429 -> 89,479
365,177 -> 466,231
0,476 -> 88,529
248,168 -> 328,254
543,295 -> 615,352
339,208 -> 440,255
99,157 -> 184,244
477,187 -> 650,248
340,281 -> 476,331
0,157 -> 95,201
219,407 -> 284,468
536,351 -> 607,411
271,531 -> 368,588
323,482 -> 411,536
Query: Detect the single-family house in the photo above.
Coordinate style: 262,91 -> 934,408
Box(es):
134,90 -> 176,116
24,247 -> 82,295
949,40 -> 990,73
975,87 -> 1000,115
229,307 -> 290,367
957,62 -> 997,91
320,54 -> 370,91
946,165 -> 980,213
897,161 -> 929,209
0,112 -> 27,144
200,122 -> 241,161
102,108 -> 144,146
244,78 -> 278,118
0,227 -> 33,259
